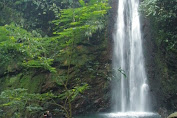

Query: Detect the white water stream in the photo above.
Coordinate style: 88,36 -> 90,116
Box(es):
112,0 -> 150,113
76,0 -> 162,117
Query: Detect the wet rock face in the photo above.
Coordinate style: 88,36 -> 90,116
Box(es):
141,14 -> 177,117
158,107 -> 168,118
141,16 -> 169,113
141,17 -> 160,111
108,0 -> 118,43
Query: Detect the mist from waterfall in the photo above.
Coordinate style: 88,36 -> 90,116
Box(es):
112,0 -> 150,112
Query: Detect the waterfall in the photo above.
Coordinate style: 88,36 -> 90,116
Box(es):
112,0 -> 150,112
76,0 -> 162,117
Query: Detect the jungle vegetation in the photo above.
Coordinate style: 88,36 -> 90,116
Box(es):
0,0 -> 176,117
140,0 -> 177,111
0,0 -> 110,117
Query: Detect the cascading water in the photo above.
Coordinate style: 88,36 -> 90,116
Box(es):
76,0 -> 162,117
103,0 -> 161,117
112,0 -> 151,115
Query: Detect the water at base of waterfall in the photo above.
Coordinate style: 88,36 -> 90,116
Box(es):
75,112 -> 161,118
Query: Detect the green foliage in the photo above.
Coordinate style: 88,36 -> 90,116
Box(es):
118,68 -> 126,78
0,24 -> 26,74
0,0 -> 111,117
0,27 -> 9,42
57,84 -> 88,101
51,2 -> 110,117
0,84 -> 88,117
0,1 -> 23,26
79,0 -> 85,7
140,1 -> 177,111
0,0 -> 75,35
140,0 -> 177,51
53,0 -> 110,38
0,24 -> 56,74
52,0 -> 110,67
0,88 -> 55,118
23,57 -> 56,73
70,84 -> 88,100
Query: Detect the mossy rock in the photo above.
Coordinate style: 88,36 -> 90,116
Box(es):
168,112 -> 177,118
0,73 -> 22,91
19,74 -> 44,93
0,72 -> 45,93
